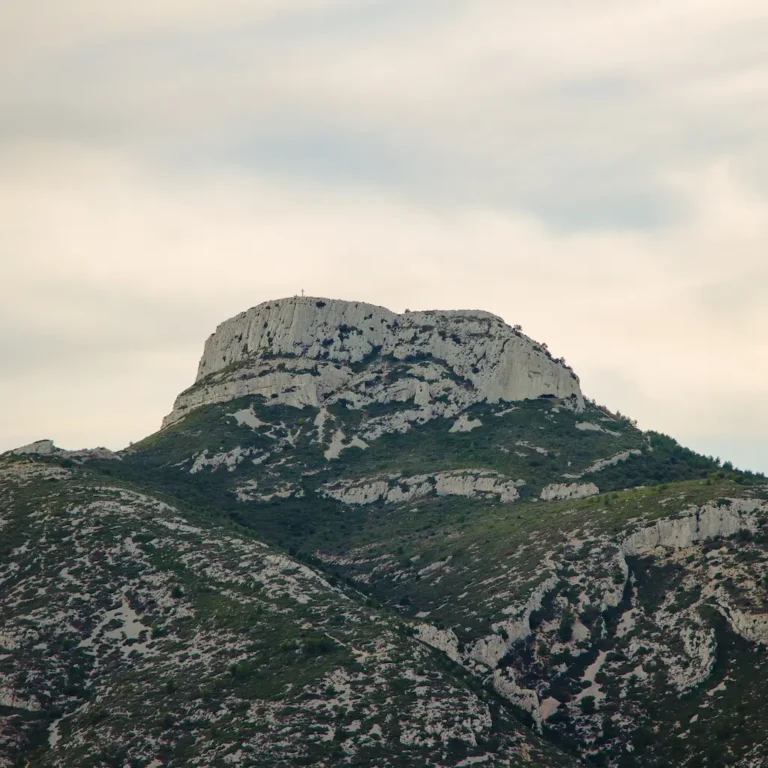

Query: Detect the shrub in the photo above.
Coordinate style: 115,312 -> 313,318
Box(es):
303,636 -> 337,656
558,609 -> 574,643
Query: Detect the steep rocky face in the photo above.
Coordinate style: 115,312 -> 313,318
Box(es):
163,297 -> 583,429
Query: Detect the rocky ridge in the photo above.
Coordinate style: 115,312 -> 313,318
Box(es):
10,439 -> 118,463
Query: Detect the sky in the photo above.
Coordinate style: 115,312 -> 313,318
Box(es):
1,0 -> 767,473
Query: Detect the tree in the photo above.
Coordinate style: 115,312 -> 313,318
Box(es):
558,608 -> 574,642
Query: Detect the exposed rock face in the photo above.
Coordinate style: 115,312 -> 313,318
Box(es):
163,297 -> 584,430
8,440 -> 118,462
449,414 -> 483,433
564,448 -> 642,479
540,482 -> 599,501
234,480 -> 304,503
621,500 -> 760,557
468,575 -> 560,668
415,624 -> 462,663
189,447 -> 259,473
322,470 -> 522,506
11,439 -> 56,455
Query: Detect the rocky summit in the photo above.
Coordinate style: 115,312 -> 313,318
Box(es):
2,297 -> 768,768
163,297 -> 583,429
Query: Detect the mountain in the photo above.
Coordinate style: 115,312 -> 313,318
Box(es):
2,296 -> 767,768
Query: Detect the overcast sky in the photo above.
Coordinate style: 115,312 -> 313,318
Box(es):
1,1 -> 767,472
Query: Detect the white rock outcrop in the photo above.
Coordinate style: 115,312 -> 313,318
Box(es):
189,447 -> 258,473
470,575 -> 560,668
564,449 -> 642,479
162,297 -> 584,433
540,482 -> 599,501
575,421 -> 621,437
449,415 -> 483,433
322,470 -> 522,506
721,604 -> 768,645
415,624 -> 462,663
621,500 -> 761,557
8,440 -> 119,462
324,430 -> 368,461
11,439 -> 57,455
234,480 -> 304,503
491,670 -> 542,727
575,422 -> 603,432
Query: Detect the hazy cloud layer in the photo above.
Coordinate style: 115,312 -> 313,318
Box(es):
1,1 -> 766,471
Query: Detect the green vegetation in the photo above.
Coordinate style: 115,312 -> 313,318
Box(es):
3,386 -> 767,767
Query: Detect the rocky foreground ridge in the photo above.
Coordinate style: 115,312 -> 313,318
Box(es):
2,297 -> 768,768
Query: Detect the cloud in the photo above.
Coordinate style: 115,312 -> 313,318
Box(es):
4,0 -> 767,252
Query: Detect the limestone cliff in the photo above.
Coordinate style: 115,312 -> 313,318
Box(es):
163,296 -> 583,431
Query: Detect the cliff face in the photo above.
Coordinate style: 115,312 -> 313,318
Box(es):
163,296 -> 583,428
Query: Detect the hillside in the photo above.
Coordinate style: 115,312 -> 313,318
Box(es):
2,296 -> 767,767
